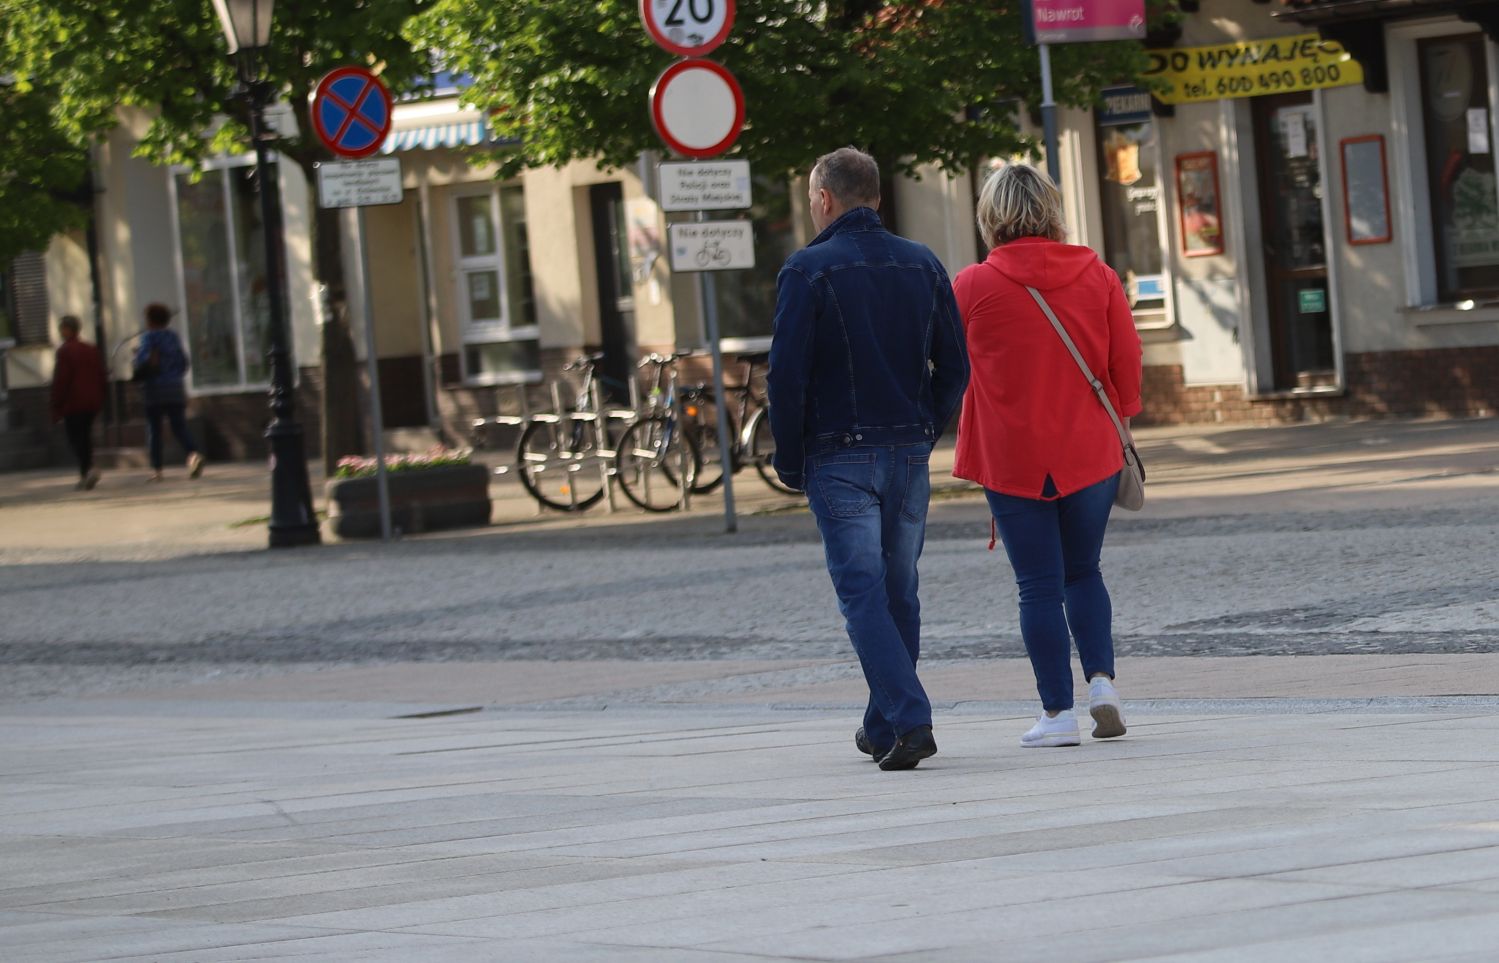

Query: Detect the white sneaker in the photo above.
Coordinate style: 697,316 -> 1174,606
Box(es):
187,452 -> 205,478
84,469 -> 101,490
1088,676 -> 1127,739
1021,710 -> 1081,748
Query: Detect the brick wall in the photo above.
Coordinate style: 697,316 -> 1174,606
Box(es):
1136,346 -> 1499,425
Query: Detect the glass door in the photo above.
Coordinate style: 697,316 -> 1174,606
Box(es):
1254,92 -> 1336,390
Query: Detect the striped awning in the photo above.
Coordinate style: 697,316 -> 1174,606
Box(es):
380,119 -> 489,154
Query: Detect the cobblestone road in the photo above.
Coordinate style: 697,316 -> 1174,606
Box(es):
4,421 -> 1498,703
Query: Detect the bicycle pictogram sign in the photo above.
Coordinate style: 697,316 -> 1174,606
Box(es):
312,67 -> 393,159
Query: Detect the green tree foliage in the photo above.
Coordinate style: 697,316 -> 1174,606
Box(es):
0,78 -> 90,262
408,0 -> 1157,178
0,0 -> 435,179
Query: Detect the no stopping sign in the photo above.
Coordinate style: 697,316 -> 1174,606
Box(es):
640,0 -> 735,58
649,59 -> 745,159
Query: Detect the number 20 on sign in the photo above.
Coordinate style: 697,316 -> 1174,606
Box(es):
640,0 -> 735,57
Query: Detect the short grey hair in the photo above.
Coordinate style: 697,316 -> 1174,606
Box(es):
811,147 -> 880,208
976,163 -> 1067,248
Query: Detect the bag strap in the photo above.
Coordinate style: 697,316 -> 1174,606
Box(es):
1024,285 -> 1134,451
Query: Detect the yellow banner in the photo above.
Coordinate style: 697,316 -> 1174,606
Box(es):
1143,33 -> 1364,104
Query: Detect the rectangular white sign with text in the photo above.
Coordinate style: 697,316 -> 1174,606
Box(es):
659,161 -> 752,212
317,158 -> 404,209
668,221 -> 755,272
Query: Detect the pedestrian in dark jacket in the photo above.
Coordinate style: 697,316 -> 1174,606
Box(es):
51,315 -> 107,490
134,303 -> 205,482
768,147 -> 970,771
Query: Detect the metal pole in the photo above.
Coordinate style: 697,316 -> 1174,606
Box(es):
694,213 -> 738,534
249,77 -> 321,548
1039,43 -> 1061,186
356,207 -> 392,541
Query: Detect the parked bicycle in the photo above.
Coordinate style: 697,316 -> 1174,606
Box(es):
513,353 -> 615,512
614,352 -> 703,512
678,352 -> 799,497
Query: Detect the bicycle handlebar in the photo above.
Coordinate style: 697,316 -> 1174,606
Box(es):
636,351 -> 695,368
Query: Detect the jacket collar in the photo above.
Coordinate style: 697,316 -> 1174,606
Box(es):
809,206 -> 885,246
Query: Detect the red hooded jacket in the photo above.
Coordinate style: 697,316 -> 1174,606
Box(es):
51,338 -> 108,419
952,238 -> 1142,499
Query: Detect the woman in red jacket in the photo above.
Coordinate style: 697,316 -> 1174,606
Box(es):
953,164 -> 1143,749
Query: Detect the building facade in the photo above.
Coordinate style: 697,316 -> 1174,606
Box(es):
3,0 -> 1497,471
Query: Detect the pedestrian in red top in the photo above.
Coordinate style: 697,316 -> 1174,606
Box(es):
952,164 -> 1143,749
51,315 -> 108,491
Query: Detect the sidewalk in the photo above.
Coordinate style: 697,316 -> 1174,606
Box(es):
3,416 -> 1499,960
2,415 -> 1497,560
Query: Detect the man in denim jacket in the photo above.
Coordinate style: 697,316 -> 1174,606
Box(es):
768,147 -> 969,770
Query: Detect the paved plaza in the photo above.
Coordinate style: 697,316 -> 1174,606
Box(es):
3,418 -> 1499,960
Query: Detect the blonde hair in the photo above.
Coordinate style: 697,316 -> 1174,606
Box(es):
975,163 -> 1067,249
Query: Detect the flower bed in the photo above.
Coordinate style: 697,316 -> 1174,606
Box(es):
326,448 -> 491,538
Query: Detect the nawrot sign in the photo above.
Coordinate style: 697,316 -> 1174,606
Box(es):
1031,0 -> 1145,44
1145,33 -> 1364,104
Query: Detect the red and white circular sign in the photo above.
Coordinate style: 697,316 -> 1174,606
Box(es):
649,59 -> 745,159
640,0 -> 735,58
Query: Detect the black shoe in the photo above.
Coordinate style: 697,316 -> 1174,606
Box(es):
854,727 -> 882,761
877,725 -> 937,771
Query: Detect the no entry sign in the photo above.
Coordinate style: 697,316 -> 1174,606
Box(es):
640,0 -> 735,58
650,59 -> 745,159
312,67 -> 393,159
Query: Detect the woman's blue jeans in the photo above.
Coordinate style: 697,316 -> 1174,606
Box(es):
986,473 -> 1120,713
806,443 -> 934,753
145,403 -> 200,471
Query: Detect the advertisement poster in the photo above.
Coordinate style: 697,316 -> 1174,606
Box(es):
1144,33 -> 1363,104
1176,152 -> 1224,257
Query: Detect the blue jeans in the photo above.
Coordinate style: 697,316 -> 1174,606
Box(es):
986,473 -> 1120,713
145,403 -> 200,471
806,443 -> 934,752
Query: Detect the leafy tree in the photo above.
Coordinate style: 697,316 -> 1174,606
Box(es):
0,0 -> 438,469
0,78 -> 91,264
408,0 -> 1162,180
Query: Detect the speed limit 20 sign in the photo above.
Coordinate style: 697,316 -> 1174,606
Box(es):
640,0 -> 735,58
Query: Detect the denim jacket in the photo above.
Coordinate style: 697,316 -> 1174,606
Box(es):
767,207 -> 970,491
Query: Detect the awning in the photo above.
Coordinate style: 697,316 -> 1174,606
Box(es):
381,120 -> 489,154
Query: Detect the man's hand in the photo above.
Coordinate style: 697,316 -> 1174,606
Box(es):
776,470 -> 806,494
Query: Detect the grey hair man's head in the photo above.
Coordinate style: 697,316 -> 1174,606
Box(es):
808,148 -> 880,231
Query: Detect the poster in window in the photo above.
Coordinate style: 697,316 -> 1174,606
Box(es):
1339,135 -> 1391,245
1176,152 -> 1224,257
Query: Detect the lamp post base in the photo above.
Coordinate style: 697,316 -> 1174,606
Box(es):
266,418 -> 322,549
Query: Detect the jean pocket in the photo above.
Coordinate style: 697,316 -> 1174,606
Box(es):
899,451 -> 931,521
811,452 -> 877,518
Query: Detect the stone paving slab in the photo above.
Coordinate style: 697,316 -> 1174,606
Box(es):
5,699 -> 1499,961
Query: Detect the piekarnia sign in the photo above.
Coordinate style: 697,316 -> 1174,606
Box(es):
1145,33 -> 1365,104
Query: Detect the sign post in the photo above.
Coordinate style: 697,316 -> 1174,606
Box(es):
313,67 -> 398,541
1025,0 -> 1147,184
643,3 -> 748,534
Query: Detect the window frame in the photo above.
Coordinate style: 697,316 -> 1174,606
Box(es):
1090,89 -> 1177,331
1388,18 -> 1499,308
167,153 -> 281,396
448,183 -> 540,386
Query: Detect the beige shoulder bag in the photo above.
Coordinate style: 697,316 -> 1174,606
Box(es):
1025,285 -> 1145,511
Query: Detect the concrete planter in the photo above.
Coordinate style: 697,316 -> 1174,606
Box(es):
326,462 -> 491,538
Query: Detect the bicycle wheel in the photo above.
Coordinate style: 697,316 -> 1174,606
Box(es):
747,406 -> 799,495
682,392 -> 731,494
616,415 -> 701,512
515,419 -> 607,512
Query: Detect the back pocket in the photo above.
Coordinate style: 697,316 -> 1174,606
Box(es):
900,450 -> 931,521
811,451 -> 877,518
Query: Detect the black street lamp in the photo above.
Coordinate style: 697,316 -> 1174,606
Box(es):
212,0 -> 320,548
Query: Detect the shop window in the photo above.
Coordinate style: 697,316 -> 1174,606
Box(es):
172,165 -> 275,391
453,183 -> 539,383
1418,34 -> 1499,302
1094,87 -> 1169,324
710,178 -> 799,348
